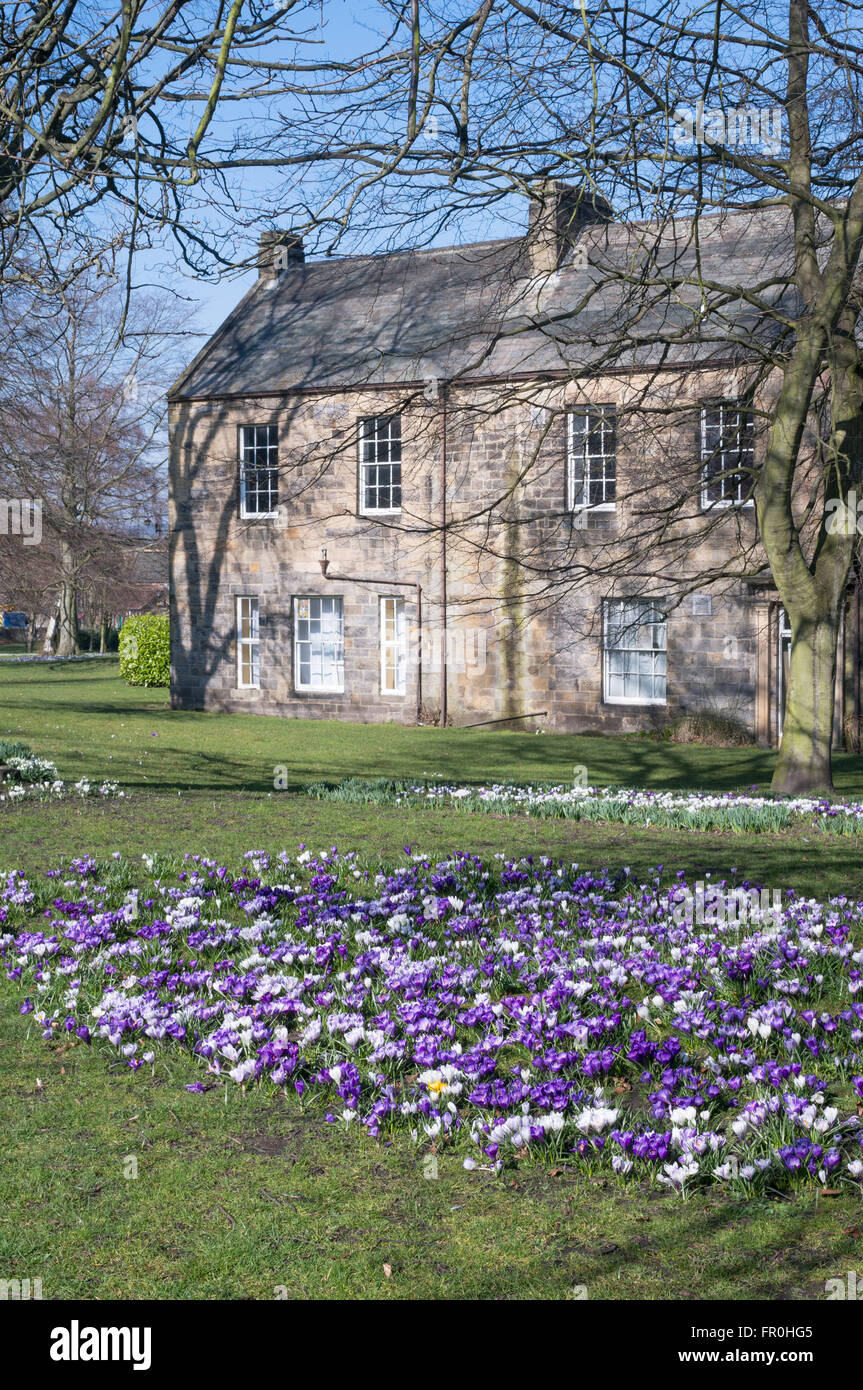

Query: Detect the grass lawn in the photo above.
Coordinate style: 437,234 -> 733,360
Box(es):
3,657 -> 863,898
2,658 -> 863,1301
3,655 -> 863,799
3,990 -> 858,1302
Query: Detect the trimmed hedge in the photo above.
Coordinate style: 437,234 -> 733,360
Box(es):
119,615 -> 170,687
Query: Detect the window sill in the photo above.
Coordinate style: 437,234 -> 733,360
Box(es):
240,510 -> 280,521
359,508 -> 402,518
699,498 -> 755,512
603,696 -> 667,707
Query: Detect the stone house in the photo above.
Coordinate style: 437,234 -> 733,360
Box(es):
167,184 -> 861,746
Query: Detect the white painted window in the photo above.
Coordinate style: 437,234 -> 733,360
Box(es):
237,596 -> 260,688
603,598 -> 667,705
567,406 -> 616,510
380,596 -> 406,695
294,595 -> 344,691
240,424 -> 279,517
700,401 -> 754,508
359,415 -> 401,513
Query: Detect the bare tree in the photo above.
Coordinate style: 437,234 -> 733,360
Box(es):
470,0 -> 863,796
79,529 -> 167,649
0,1 -> 534,280
0,525 -> 58,650
0,266 -> 181,654
3,2 -> 862,791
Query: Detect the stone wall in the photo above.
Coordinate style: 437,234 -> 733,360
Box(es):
168,374 -> 779,736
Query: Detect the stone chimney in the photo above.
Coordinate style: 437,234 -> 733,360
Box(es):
258,229 -> 305,280
526,181 -> 612,275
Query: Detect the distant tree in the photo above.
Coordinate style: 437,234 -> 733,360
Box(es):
0,526 -> 57,650
0,267 -> 179,655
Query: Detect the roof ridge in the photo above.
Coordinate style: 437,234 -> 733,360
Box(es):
302,204 -> 785,269
300,234 -> 522,269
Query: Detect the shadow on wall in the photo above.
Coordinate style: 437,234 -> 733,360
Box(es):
170,386 -> 314,708
167,235 -> 538,713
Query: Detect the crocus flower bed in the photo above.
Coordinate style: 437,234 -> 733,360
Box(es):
3,847 -> 863,1196
307,777 -> 863,835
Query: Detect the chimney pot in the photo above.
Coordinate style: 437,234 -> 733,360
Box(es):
526,181 -> 612,275
258,229 -> 305,279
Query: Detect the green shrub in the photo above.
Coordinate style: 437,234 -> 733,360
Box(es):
119,615 -> 170,687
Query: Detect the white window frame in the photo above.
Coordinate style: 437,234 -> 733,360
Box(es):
236,596 -> 261,689
239,424 -> 279,520
294,595 -> 344,692
359,415 -> 402,515
778,607 -> 792,738
380,596 -> 407,696
603,598 -> 667,706
699,401 -> 755,510
567,406 -> 617,512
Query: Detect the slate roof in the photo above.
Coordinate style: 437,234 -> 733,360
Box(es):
125,536 -> 168,586
169,205 -> 797,401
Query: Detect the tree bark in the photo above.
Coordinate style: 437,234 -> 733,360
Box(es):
55,544 -> 79,656
773,607 -> 839,795
42,607 -> 57,654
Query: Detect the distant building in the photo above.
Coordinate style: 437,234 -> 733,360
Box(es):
112,536 -> 169,622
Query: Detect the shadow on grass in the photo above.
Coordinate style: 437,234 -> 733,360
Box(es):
539,1180 -> 847,1300
6,791 -> 863,900
3,655 -> 863,799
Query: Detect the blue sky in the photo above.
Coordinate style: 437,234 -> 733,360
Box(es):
136,2 -> 532,357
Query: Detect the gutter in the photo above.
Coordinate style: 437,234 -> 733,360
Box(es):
169,356 -> 756,405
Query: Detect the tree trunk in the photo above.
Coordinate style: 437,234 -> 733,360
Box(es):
773,609 -> 838,796
99,611 -> 108,653
42,608 -> 57,654
55,568 -> 79,656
